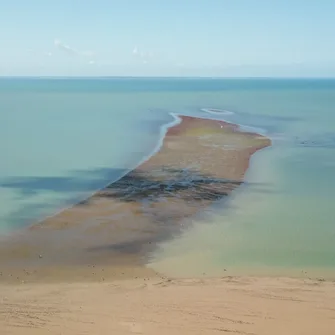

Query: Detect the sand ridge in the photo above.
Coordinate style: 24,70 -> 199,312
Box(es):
1,115 -> 335,334
0,115 -> 270,283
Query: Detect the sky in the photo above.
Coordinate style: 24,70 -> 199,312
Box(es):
1,0 -> 335,77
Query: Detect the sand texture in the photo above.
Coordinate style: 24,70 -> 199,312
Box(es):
0,116 -> 269,283
2,116 -> 333,334
1,276 -> 335,335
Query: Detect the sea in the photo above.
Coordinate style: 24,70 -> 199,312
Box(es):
1,77 -> 335,276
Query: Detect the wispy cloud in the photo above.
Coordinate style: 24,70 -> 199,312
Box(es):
54,39 -> 77,55
132,46 -> 154,63
54,39 -> 96,59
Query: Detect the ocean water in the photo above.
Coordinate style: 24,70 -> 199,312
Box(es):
1,78 -> 335,274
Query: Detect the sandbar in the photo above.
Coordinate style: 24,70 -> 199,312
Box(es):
0,115 -> 270,283
1,115 -> 334,334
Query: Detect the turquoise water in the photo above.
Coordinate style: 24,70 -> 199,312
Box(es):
1,78 -> 335,273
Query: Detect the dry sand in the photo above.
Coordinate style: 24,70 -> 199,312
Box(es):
1,276 -> 335,334
1,115 -> 334,334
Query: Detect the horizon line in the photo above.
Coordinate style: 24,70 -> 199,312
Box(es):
1,75 -> 335,80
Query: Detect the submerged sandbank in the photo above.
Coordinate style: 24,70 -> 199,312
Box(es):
0,115 -> 270,283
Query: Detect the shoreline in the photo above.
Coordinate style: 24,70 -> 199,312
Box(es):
1,110 -> 265,238
2,114 -> 335,334
8,113 -> 183,236
0,114 -> 271,284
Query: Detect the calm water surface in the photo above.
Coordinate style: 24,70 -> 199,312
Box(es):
1,78 -> 335,274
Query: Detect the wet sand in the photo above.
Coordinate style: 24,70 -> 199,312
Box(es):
1,115 -> 335,334
0,115 -> 270,283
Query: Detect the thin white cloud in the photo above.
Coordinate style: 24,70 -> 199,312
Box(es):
54,39 -> 77,55
132,46 -> 154,63
54,39 -> 96,59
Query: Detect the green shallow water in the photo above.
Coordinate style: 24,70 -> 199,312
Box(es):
148,81 -> 335,277
1,78 -> 335,276
149,145 -> 335,277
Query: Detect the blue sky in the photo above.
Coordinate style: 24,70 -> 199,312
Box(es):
1,0 -> 335,77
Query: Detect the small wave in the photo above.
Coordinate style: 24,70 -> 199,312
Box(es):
199,107 -> 268,136
238,124 -> 268,135
201,108 -> 234,116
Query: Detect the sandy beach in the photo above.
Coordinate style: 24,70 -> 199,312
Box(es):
1,115 -> 335,334
2,276 -> 335,335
